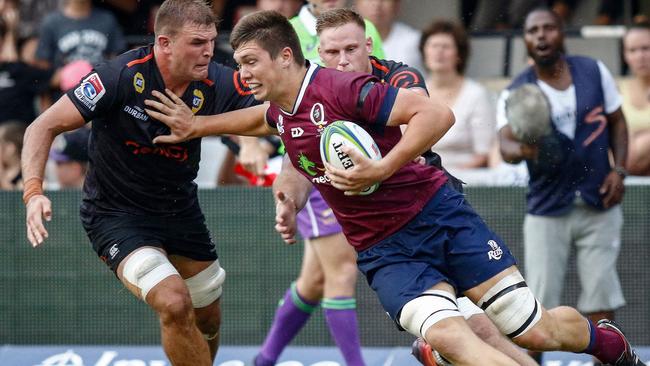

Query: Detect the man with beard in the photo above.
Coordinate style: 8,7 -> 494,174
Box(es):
497,7 -> 630,365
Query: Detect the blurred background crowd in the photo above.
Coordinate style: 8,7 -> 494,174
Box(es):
1,0 -> 649,190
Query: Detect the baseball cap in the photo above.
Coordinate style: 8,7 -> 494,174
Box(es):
49,128 -> 91,163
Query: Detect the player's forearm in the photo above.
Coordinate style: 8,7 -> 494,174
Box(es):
273,156 -> 311,210
21,121 -> 56,183
195,104 -> 271,138
382,102 -> 454,177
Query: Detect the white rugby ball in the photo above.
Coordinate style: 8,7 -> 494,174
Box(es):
319,120 -> 382,195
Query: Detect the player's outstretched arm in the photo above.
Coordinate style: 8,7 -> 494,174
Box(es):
22,95 -> 86,247
145,89 -> 272,144
273,156 -> 311,244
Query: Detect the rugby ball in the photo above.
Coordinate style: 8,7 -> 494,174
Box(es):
319,120 -> 382,195
505,83 -> 552,144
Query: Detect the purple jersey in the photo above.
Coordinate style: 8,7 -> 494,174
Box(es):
266,63 -> 447,250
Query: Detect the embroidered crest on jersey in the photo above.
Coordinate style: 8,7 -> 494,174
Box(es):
74,72 -> 105,111
310,103 -> 327,129
487,240 -> 503,260
191,89 -> 204,113
133,72 -> 145,93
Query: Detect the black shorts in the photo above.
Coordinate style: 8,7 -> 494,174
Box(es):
82,212 -> 218,273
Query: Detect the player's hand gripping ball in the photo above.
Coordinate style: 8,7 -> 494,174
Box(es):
320,121 -> 382,195
505,83 -> 552,144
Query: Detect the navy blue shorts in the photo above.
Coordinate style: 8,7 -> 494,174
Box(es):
357,184 -> 517,322
82,212 -> 218,273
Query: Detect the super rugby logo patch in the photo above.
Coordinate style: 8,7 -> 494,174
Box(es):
74,73 -> 105,111
191,89 -> 204,113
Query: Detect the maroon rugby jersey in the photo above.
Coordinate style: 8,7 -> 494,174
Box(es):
266,63 -> 448,250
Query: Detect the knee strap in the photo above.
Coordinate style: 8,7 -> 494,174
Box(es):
399,290 -> 462,338
185,260 -> 226,308
477,272 -> 542,338
122,247 -> 179,303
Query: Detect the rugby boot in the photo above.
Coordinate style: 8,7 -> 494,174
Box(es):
411,338 -> 452,366
597,319 -> 646,366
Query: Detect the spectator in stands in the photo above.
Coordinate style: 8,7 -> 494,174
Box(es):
470,0 -> 578,30
419,20 -> 495,173
16,0 -> 60,64
621,21 -> 650,176
497,7 -> 628,364
595,0 -> 648,25
354,0 -> 424,73
0,2 -> 54,126
49,127 -> 90,189
35,0 -> 127,106
0,121 -> 26,190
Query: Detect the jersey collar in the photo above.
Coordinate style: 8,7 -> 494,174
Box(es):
280,61 -> 319,116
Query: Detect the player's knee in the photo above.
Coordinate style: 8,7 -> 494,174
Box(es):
466,313 -> 501,344
121,247 -> 180,304
398,289 -> 463,339
424,319 -> 470,361
157,290 -> 195,326
477,272 -> 543,340
185,260 -> 226,308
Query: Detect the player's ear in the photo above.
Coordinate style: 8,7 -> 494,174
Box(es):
280,46 -> 293,68
157,35 -> 172,53
366,37 -> 373,54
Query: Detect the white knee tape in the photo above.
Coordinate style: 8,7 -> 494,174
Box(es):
185,260 -> 226,308
399,290 -> 462,338
122,248 -> 179,303
457,296 -> 484,320
477,272 -> 542,338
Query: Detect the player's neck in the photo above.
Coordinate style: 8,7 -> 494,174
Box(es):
276,65 -> 309,112
154,48 -> 191,96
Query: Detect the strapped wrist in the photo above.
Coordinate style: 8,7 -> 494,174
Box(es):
22,177 -> 44,205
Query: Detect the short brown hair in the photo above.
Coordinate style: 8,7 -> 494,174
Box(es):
0,121 -> 27,153
154,0 -> 218,38
419,20 -> 470,74
316,8 -> 365,35
230,10 -> 305,66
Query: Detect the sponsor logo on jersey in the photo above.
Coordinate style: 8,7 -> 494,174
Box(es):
125,140 -> 188,162
133,72 -> 145,93
487,239 -> 503,260
310,103 -> 327,129
291,127 -> 304,138
123,105 -> 149,122
298,153 -> 318,176
191,89 -> 204,113
277,115 -> 285,134
73,72 -> 105,111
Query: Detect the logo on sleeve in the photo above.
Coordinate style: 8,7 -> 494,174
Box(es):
487,240 -> 503,260
73,72 -> 106,111
191,89 -> 204,113
133,72 -> 145,93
